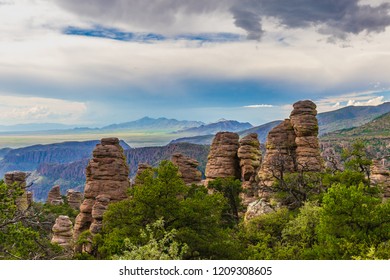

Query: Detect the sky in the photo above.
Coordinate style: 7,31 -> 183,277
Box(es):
1,0 -> 390,127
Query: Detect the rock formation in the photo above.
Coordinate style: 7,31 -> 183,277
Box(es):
238,133 -> 262,205
371,159 -> 390,199
258,100 -> 323,188
171,153 -> 202,184
4,171 -> 28,211
205,132 -> 240,185
73,137 -> 130,243
289,100 -> 322,171
47,185 -> 63,205
51,215 -> 73,249
26,191 -> 33,207
66,189 -> 83,210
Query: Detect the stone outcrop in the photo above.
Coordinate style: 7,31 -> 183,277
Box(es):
51,215 -> 73,249
238,133 -> 262,205
205,132 -> 240,185
26,191 -> 33,207
289,100 -> 322,171
371,159 -> 390,199
258,100 -> 323,188
47,185 -> 63,205
5,171 -> 28,211
172,153 -> 202,184
73,137 -> 130,243
66,189 -> 83,210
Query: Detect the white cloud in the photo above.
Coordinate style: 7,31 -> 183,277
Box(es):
0,94 -> 87,125
243,104 -> 275,108
346,96 -> 386,106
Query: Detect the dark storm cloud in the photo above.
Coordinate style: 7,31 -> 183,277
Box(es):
55,0 -> 390,40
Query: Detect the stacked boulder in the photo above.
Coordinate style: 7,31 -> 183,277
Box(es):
73,138 -> 130,244
46,185 -> 63,205
134,163 -> 152,185
5,171 -> 28,211
237,133 -> 262,204
51,215 -> 73,249
66,189 -> 83,210
205,132 -> 240,185
171,153 -> 202,185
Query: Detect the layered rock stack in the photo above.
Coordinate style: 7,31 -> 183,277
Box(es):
51,215 -> 73,249
172,153 -> 202,185
205,132 -> 240,185
47,185 -> 63,205
73,138 -> 130,243
237,133 -> 262,204
289,100 -> 322,171
5,171 -> 28,211
66,189 -> 83,210
134,163 -> 152,185
258,119 -> 297,187
258,100 -> 323,188
371,159 -> 390,199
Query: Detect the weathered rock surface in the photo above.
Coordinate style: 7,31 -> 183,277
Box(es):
258,119 -> 297,187
172,153 -> 202,184
51,215 -> 73,249
290,100 -> 322,171
73,137 -> 130,243
371,159 -> 390,198
244,199 -> 278,221
5,171 -> 28,211
66,189 -> 83,209
26,191 -> 33,207
205,132 -> 240,185
47,185 -> 63,205
238,133 -> 262,204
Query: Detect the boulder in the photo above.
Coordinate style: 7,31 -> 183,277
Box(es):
51,215 -> 73,249
172,153 -> 202,184
66,189 -> 83,210
47,185 -> 63,205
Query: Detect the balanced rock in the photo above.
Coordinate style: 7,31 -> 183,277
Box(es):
371,159 -> 390,199
5,171 -> 28,211
51,215 -> 73,249
172,153 -> 202,184
66,189 -> 83,209
238,133 -> 262,205
290,100 -> 322,171
73,137 -> 130,243
205,132 -> 240,185
47,185 -> 63,205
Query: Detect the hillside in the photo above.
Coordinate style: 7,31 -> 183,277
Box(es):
174,119 -> 253,136
317,102 -> 390,135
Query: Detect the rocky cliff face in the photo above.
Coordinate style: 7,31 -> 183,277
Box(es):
5,171 -> 28,211
205,132 -> 240,185
46,185 -> 63,205
73,138 -> 130,247
51,215 -> 73,249
172,153 -> 202,185
238,133 -> 262,204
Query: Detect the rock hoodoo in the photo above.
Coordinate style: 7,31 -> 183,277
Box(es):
238,133 -> 262,204
51,215 -> 73,249
66,189 -> 83,210
205,132 -> 240,185
47,185 -> 63,205
73,137 -> 130,243
258,100 -> 323,188
134,163 -> 152,185
172,153 -> 202,184
5,171 -> 28,211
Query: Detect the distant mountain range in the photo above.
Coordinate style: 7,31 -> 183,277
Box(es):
174,119 -> 253,136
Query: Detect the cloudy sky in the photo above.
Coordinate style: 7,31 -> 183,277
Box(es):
1,0 -> 390,127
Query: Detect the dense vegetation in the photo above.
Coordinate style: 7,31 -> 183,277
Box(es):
1,141 -> 389,260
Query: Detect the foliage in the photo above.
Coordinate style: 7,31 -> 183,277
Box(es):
112,218 -> 188,260
341,139 -> 372,180
207,177 -> 243,226
97,161 -> 244,259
